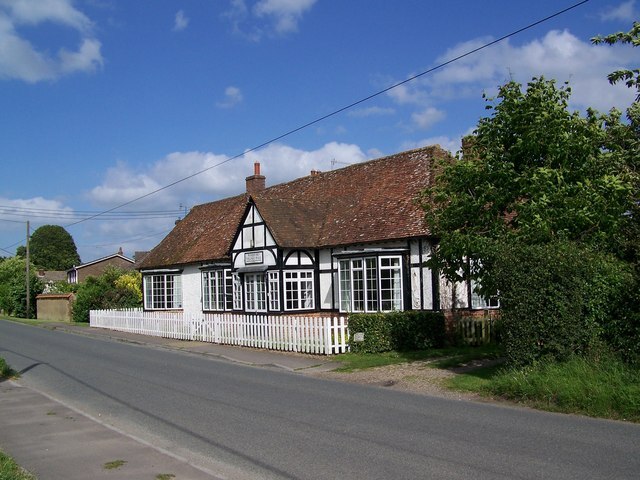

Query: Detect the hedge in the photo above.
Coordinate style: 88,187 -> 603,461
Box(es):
348,311 -> 446,353
492,240 -> 635,366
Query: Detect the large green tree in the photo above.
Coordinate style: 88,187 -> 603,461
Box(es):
592,22 -> 640,268
18,225 -> 81,271
422,77 -> 636,288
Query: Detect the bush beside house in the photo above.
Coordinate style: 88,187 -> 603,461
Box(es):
72,268 -> 142,322
348,311 -> 445,353
492,241 -> 636,366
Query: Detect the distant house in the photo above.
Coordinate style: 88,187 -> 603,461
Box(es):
138,146 -> 497,317
67,248 -> 135,284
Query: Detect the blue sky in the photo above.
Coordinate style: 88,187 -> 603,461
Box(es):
1,0 -> 638,264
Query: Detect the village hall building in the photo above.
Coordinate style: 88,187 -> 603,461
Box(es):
138,145 -> 494,318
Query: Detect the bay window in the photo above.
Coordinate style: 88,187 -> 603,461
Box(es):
339,256 -> 403,312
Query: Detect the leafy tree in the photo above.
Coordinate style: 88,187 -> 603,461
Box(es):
0,256 -> 42,318
72,267 -> 141,322
422,77 -> 636,290
18,225 -> 81,271
592,21 -> 640,101
592,22 -> 640,269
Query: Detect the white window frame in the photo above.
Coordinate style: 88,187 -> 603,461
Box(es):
470,278 -> 500,309
232,273 -> 242,310
284,270 -> 314,311
268,271 -> 280,311
338,255 -> 403,313
244,273 -> 267,312
202,269 -> 232,311
144,273 -> 182,310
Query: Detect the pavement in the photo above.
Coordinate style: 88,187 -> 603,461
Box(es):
0,322 -> 340,480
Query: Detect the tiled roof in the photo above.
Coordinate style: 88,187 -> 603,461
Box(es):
139,194 -> 249,269
139,145 -> 449,269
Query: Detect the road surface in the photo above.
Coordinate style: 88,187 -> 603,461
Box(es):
1,319 -> 639,479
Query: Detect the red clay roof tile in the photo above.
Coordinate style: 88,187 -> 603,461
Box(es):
139,145 -> 449,269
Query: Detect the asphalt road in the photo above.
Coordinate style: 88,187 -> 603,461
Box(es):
1,319 -> 639,480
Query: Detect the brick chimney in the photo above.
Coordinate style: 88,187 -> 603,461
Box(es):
246,162 -> 266,194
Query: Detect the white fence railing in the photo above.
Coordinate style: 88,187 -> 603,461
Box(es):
90,308 -> 349,355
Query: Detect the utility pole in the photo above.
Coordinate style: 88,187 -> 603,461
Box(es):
25,220 -> 30,319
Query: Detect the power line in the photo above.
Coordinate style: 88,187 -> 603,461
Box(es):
62,0 -> 589,228
2,0 -> 589,252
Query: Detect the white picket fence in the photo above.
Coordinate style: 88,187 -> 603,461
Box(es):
90,308 -> 349,355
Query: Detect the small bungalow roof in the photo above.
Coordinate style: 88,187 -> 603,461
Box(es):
139,145 -> 449,270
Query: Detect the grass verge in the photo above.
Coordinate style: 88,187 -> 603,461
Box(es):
447,354 -> 640,422
1,356 -> 17,378
334,344 -> 502,372
0,451 -> 36,480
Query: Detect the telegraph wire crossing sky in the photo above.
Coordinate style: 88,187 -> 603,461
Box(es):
0,0 -> 638,262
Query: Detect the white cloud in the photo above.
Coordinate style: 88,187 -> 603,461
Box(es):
0,0 -> 103,82
243,142 -> 368,181
0,196 -> 76,254
173,10 -> 189,31
599,0 -> 638,21
216,86 -> 244,108
224,0 -> 317,40
0,0 -> 93,32
88,142 -> 369,211
59,38 -> 103,73
253,0 -> 317,34
411,107 -> 445,130
388,28 -> 638,119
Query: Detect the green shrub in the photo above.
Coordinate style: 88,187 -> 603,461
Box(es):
0,257 -> 42,318
604,286 -> 640,365
493,240 -> 634,367
72,267 -> 142,322
348,311 -> 445,353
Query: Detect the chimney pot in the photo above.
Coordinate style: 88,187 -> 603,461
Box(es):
246,163 -> 266,194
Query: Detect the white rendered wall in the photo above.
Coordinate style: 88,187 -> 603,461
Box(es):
181,265 -> 202,317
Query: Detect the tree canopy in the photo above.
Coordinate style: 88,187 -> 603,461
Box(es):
421,76 -> 637,288
18,225 -> 81,271
592,21 -> 640,101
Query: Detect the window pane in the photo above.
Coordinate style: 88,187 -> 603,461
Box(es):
245,273 -> 266,312
225,270 -> 234,310
365,258 -> 378,312
352,260 -> 364,312
380,257 -> 402,311
202,272 -> 211,310
268,271 -> 280,311
232,273 -> 242,310
339,260 -> 351,312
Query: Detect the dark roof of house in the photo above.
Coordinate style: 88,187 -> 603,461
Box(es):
139,145 -> 449,269
36,270 -> 67,282
69,252 -> 135,272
